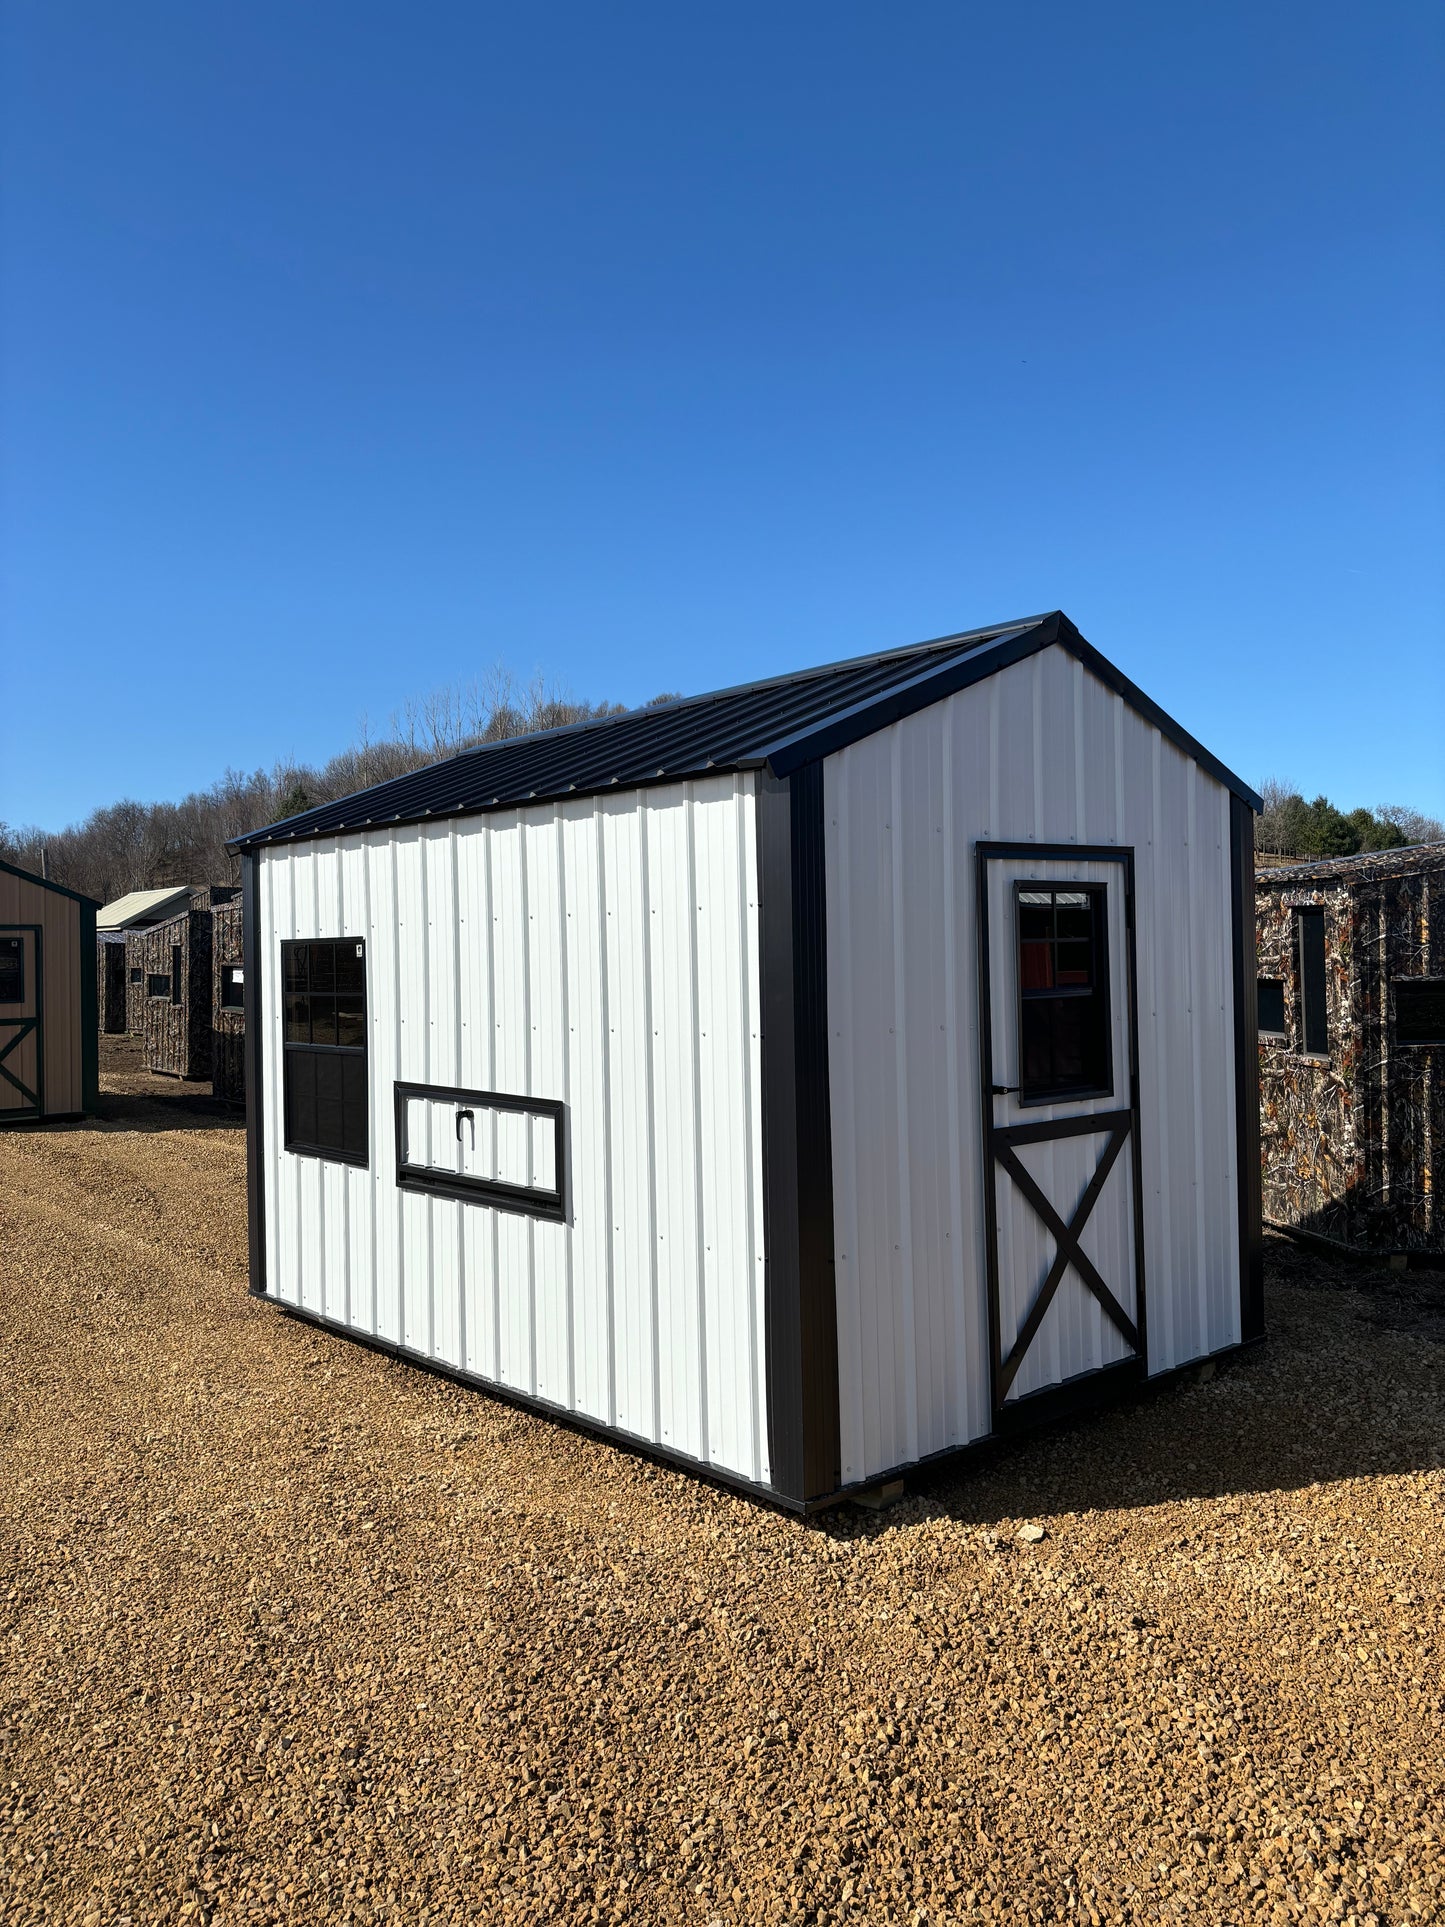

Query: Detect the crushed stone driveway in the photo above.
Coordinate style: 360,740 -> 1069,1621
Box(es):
1,1086 -> 1442,1926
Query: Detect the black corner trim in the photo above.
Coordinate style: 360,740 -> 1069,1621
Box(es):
241,854 -> 267,1298
1230,795 -> 1265,1340
78,898 -> 99,1113
756,767 -> 841,1503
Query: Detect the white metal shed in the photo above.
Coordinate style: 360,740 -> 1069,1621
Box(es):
230,612 -> 1264,1510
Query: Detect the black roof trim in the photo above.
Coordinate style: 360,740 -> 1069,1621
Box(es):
228,611 -> 1259,851
0,855 -> 101,908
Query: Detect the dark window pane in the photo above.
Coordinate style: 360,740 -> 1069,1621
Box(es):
1257,978 -> 1285,1036
147,974 -> 171,999
285,1048 -> 318,1149
1018,900 -> 1053,941
335,940 -> 366,994
220,966 -> 244,1011
0,938 -> 21,1003
1296,909 -> 1328,1055
1016,884 -> 1111,1100
284,993 -> 310,1044
308,992 -> 338,1047
1055,902 -> 1093,943
336,992 -> 366,1048
341,1052 -> 369,1155
171,945 -> 183,1005
1056,941 -> 1093,987
284,946 -> 310,994
1396,979 -> 1445,1046
129,967 -> 143,984
1020,940 -> 1054,990
310,944 -> 336,993
314,1050 -> 345,1150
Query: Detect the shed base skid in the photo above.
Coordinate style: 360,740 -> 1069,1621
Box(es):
260,1293 -> 1257,1516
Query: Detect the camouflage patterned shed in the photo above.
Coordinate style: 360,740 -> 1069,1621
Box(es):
1256,845 -> 1445,1257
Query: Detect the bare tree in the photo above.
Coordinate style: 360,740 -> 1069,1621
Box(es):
0,665 -> 637,899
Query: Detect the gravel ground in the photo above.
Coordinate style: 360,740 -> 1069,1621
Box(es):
2,1055 -> 1442,1926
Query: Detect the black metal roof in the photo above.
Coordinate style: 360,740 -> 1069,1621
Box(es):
230,611 -> 1261,852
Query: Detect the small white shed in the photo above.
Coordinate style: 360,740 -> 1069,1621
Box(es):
230,613 -> 1264,1510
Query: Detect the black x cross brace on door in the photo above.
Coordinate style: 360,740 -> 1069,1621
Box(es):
0,1018 -> 40,1112
990,1109 -> 1140,1401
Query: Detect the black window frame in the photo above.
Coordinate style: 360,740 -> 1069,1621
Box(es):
129,966 -> 143,985
1257,977 -> 1286,1039
1295,907 -> 1329,1057
1014,882 -> 1114,1105
281,937 -> 370,1167
146,973 -> 172,1000
219,963 -> 245,1011
1394,978 -> 1445,1047
394,1082 -> 568,1222
0,936 -> 23,1005
170,943 -> 183,1007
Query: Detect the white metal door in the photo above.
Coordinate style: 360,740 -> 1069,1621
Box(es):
0,927 -> 42,1119
975,845 -> 1146,1421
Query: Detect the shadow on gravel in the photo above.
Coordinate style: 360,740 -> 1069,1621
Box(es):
91,1088 -> 245,1133
820,1231 -> 1445,1538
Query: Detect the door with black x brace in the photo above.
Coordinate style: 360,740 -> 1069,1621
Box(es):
975,845 -> 1147,1425
0,926 -> 42,1121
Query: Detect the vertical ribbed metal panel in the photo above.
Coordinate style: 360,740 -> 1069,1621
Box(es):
259,772 -> 769,1486
826,645 -> 1242,1483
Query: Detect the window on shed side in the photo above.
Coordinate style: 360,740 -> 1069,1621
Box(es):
1295,908 -> 1328,1055
146,973 -> 171,999
219,964 -> 244,1011
129,966 -> 143,984
281,938 -> 369,1165
170,944 -> 183,1006
1395,979 -> 1445,1046
1257,978 -> 1286,1037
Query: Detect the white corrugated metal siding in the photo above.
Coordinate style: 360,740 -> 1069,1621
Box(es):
825,644 -> 1241,1484
258,772 -> 769,1485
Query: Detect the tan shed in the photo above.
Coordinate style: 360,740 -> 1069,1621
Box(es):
0,858 -> 100,1125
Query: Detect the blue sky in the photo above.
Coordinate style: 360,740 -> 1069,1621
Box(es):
2,1 -> 1441,831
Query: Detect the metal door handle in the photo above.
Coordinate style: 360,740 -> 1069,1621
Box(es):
991,1084 -> 1019,1096
455,1107 -> 475,1146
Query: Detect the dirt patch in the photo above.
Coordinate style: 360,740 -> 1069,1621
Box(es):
93,1032 -> 235,1125
1,1103 -> 1442,1925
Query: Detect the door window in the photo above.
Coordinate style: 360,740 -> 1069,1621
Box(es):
1016,886 -> 1112,1102
0,937 -> 21,1004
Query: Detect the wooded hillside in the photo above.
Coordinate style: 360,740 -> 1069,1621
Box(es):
0,670 -> 658,904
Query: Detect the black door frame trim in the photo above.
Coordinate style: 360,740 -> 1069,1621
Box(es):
975,843 -> 1147,1425
0,925 -> 44,1121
